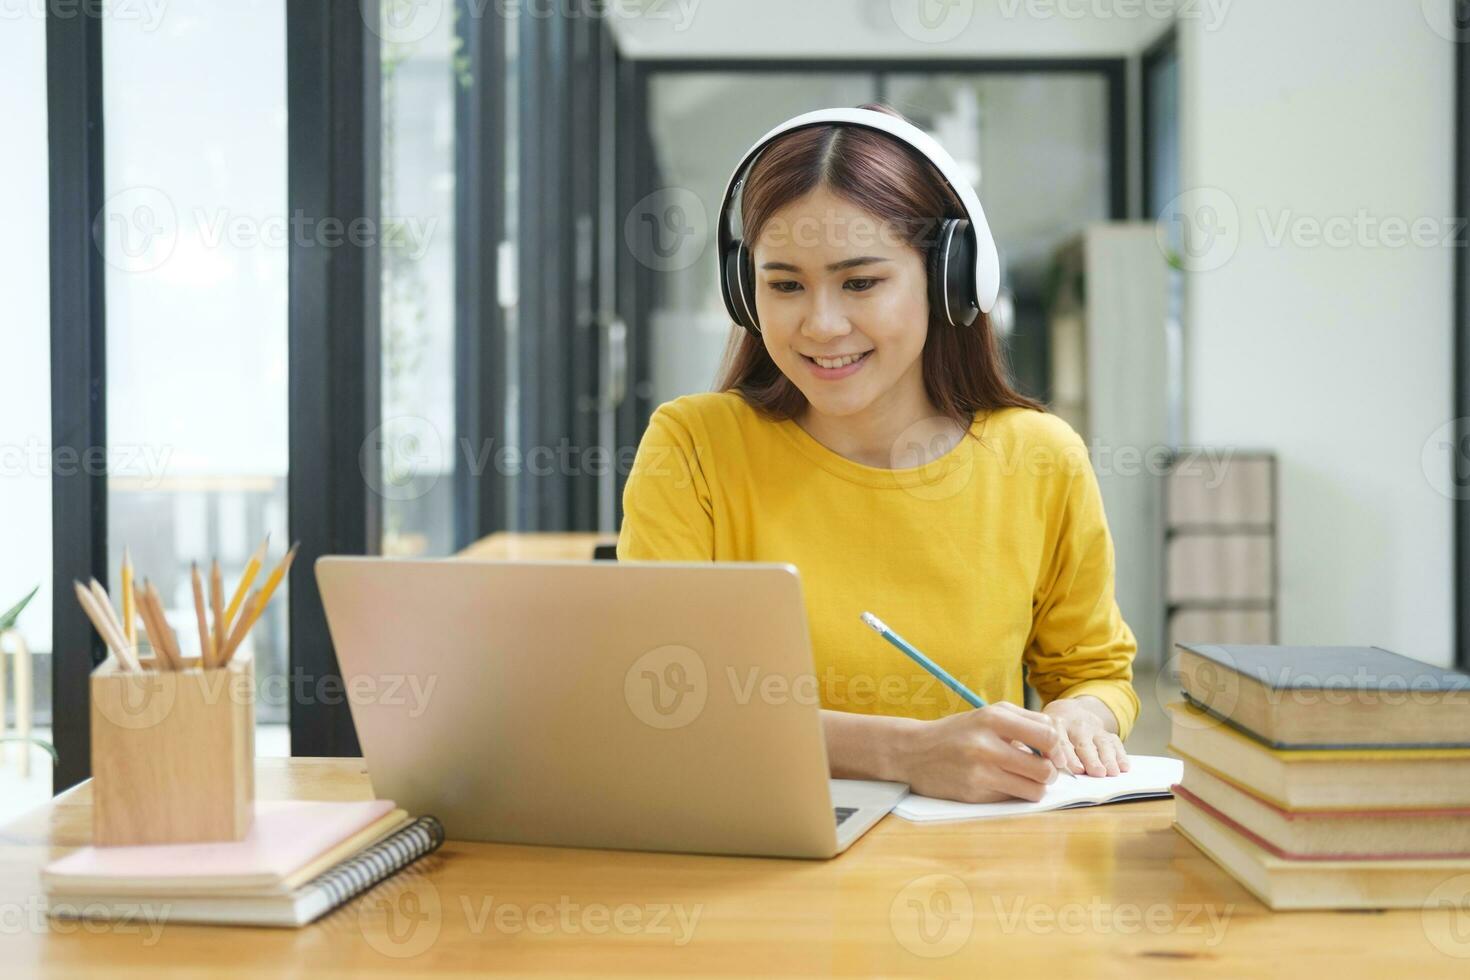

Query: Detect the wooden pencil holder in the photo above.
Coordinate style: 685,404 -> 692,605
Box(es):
90,651 -> 255,846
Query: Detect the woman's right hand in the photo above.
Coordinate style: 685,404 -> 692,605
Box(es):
892,702 -> 1063,804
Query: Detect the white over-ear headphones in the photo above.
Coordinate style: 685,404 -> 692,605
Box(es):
717,107 -> 1001,337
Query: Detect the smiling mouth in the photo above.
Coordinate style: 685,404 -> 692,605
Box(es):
801,350 -> 873,369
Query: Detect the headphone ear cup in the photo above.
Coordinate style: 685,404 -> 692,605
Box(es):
724,239 -> 761,336
740,242 -> 759,334
925,223 -> 948,323
928,218 -> 980,328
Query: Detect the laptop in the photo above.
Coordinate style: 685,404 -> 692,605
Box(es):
315,557 -> 908,858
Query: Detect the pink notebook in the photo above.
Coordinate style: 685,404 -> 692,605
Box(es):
43,800 -> 398,894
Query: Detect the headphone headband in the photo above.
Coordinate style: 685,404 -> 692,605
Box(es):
716,107 -> 1001,330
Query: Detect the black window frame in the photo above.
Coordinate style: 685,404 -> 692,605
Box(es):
47,8 -> 108,793
454,0 -> 511,548
283,2 -> 383,758
1141,27 -> 1178,220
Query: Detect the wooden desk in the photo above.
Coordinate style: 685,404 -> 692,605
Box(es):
2,758 -> 1462,977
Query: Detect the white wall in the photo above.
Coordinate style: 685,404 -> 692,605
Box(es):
1180,2 -> 1456,663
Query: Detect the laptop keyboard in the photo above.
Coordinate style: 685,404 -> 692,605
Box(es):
834,806 -> 858,826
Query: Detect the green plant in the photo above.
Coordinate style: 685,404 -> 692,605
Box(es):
0,735 -> 57,764
0,584 -> 54,768
0,585 -> 37,632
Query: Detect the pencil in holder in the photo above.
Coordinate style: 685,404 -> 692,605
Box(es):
90,650 -> 256,846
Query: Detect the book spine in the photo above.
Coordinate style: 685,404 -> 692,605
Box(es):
300,816 -> 445,914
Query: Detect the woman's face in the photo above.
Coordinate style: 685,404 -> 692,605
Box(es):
751,186 -> 930,420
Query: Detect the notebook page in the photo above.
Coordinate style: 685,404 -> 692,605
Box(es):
895,755 -> 1182,822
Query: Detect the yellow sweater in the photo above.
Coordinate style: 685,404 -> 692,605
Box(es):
616,391 -> 1140,740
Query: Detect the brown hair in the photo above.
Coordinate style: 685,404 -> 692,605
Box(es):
713,103 -> 1044,431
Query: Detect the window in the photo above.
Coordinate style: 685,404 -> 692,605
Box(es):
0,9 -> 53,817
101,1 -> 291,741
380,10 -> 460,557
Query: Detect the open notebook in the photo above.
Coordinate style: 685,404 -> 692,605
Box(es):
896,755 -> 1183,822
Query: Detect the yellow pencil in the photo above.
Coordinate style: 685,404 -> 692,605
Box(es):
248,542 -> 297,624
220,588 -> 262,666
223,542 -> 298,663
223,535 -> 269,634
191,562 -> 215,669
120,547 -> 136,650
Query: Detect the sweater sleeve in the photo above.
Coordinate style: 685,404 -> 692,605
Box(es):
616,403 -> 716,561
1023,430 -> 1141,740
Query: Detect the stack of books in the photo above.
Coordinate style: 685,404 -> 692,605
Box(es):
1167,643 -> 1470,910
43,800 -> 444,928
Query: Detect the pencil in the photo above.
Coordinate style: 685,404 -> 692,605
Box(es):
73,581 -> 122,664
227,542 -> 297,657
255,541 -> 298,610
859,610 -> 1046,759
87,578 -> 129,653
135,580 -> 167,670
143,580 -> 182,670
151,581 -> 184,670
223,536 -> 269,635
89,577 -> 141,670
73,580 -> 138,671
210,559 -> 224,663
219,588 -> 261,666
191,562 -> 215,669
120,548 -> 136,650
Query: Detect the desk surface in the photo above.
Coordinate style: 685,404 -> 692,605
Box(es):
2,758 -> 1462,978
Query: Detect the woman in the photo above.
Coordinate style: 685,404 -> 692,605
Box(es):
617,103 -> 1139,805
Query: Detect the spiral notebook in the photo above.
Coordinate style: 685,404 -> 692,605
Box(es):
46,814 -> 445,928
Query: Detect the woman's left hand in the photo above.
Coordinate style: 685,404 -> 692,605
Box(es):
1041,697 -> 1129,777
